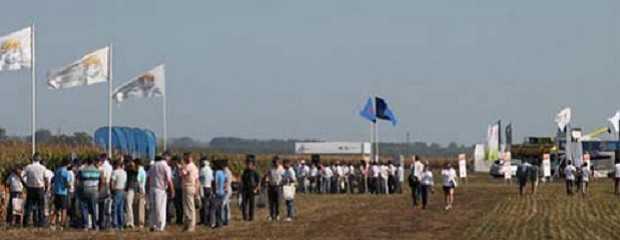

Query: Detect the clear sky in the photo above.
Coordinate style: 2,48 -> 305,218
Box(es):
0,0 -> 619,145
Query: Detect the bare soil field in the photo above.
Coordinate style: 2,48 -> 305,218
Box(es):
3,173 -> 620,240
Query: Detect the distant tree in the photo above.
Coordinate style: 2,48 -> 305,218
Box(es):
73,132 -> 92,145
0,126 -> 6,139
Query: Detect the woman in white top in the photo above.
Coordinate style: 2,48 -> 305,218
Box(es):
581,162 -> 591,196
420,164 -> 434,210
441,162 -> 457,210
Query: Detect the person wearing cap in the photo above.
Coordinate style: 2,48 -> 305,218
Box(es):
241,158 -> 260,221
22,153 -> 49,228
198,158 -> 213,226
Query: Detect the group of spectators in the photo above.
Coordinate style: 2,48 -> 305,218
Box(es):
2,151 -> 238,232
291,160 -> 406,196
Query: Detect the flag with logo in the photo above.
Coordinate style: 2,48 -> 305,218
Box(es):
113,65 -> 165,103
47,47 -> 109,90
0,27 -> 32,71
359,97 -> 376,123
487,123 -> 500,160
608,111 -> 620,133
505,123 -> 513,146
375,96 -> 397,126
554,107 -> 571,132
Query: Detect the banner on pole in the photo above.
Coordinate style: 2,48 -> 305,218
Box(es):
0,27 -> 32,71
47,47 -> 110,90
487,124 -> 500,160
113,65 -> 165,103
542,154 -> 551,177
458,154 -> 467,178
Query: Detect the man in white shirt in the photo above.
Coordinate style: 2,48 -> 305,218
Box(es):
199,159 -> 213,226
410,156 -> 424,205
322,165 -> 333,194
22,153 -> 49,228
370,162 -> 380,194
379,164 -> 389,195
309,165 -> 318,193
564,160 -> 577,196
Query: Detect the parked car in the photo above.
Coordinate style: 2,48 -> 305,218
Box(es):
490,160 -> 519,178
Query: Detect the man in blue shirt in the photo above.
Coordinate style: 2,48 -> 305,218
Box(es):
52,159 -> 73,230
210,160 -> 228,228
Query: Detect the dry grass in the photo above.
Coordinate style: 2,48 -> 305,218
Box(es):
3,173 -> 619,239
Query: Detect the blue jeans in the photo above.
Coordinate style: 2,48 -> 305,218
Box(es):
322,178 -> 331,194
80,191 -> 99,229
112,190 -> 126,228
286,199 -> 295,218
210,195 -> 224,227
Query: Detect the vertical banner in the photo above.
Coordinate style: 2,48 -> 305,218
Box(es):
458,154 -> 467,178
503,152 -> 512,180
487,123 -> 500,160
542,154 -> 551,177
505,124 -> 513,146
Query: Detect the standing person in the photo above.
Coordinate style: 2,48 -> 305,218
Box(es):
516,160 -> 529,196
222,160 -> 233,226
170,156 -> 184,225
359,161 -> 369,194
420,164 -> 434,210
66,160 -> 77,228
409,156 -> 424,205
198,158 -> 213,226
125,159 -> 138,228
581,161 -> 591,196
298,161 -> 308,193
614,154 -> 620,195
6,166 -> 24,228
282,159 -> 297,221
396,163 -> 404,194
387,161 -> 396,194
210,160 -> 228,228
110,160 -> 127,231
529,161 -> 540,194
147,155 -> 175,232
379,163 -> 389,195
135,159 -> 147,229
77,157 -> 104,231
52,159 -> 73,230
321,164 -> 333,195
241,158 -> 260,221
22,153 -> 48,229
98,154 -> 113,230
179,152 -> 199,232
441,162 -> 457,211
309,164 -> 318,194
564,160 -> 577,196
264,156 -> 284,221
370,162 -> 379,194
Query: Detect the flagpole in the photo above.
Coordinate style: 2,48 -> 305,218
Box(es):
375,121 -> 379,162
30,24 -> 36,156
108,43 -> 113,157
370,121 -> 373,159
163,90 -> 168,151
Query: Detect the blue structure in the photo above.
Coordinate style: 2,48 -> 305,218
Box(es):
94,127 -> 157,160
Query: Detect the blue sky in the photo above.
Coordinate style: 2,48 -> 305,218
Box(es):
0,0 -> 619,145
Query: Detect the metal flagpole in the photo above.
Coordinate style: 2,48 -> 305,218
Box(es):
163,91 -> 167,151
31,24 -> 36,156
375,121 -> 379,162
369,120 -> 373,160
108,43 -> 113,157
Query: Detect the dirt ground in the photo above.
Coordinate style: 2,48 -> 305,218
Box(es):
3,173 -> 620,239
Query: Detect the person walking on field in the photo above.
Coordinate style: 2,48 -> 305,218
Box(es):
516,160 -> 529,196
409,156 -> 424,205
420,164 -> 434,210
147,155 -> 175,232
241,158 -> 260,221
529,161 -> 540,194
179,152 -> 199,232
564,160 -> 577,196
441,162 -> 457,211
282,159 -> 297,221
581,162 -> 591,196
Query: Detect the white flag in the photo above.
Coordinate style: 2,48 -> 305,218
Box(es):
113,65 -> 165,103
554,107 -> 571,132
608,111 -> 620,132
0,27 -> 32,71
47,47 -> 109,90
